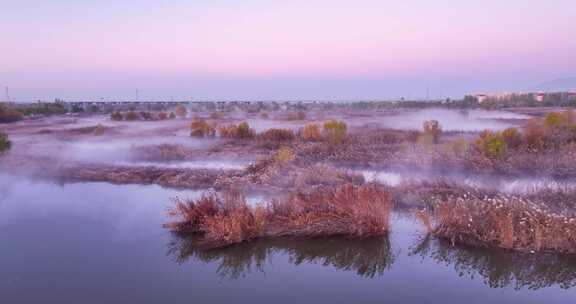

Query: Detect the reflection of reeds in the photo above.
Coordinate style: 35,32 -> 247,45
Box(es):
417,193 -> 576,254
167,234 -> 394,280
166,184 -> 393,248
411,236 -> 576,290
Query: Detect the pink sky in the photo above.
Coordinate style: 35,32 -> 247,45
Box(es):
1,0 -> 575,100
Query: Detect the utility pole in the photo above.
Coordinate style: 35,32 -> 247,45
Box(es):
5,86 -> 10,102
135,89 -> 139,102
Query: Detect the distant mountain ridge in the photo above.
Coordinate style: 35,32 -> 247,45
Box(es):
531,77 -> 576,92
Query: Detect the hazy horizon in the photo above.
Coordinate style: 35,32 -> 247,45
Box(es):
1,0 -> 575,101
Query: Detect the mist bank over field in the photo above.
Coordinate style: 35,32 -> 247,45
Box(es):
364,109 -> 529,131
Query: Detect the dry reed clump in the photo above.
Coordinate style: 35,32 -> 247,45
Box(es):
323,120 -> 347,144
166,184 -> 393,248
175,105 -> 188,119
218,122 -> 255,139
274,146 -> 295,164
418,193 -> 576,254
268,184 -> 393,237
165,191 -> 267,247
190,118 -> 217,138
125,111 -> 141,121
110,111 -> 123,121
285,111 -> 306,121
422,120 -> 442,144
157,112 -> 169,120
256,128 -> 295,141
300,123 -> 322,141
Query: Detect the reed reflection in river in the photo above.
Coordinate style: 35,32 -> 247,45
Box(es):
411,236 -> 576,290
167,235 -> 395,280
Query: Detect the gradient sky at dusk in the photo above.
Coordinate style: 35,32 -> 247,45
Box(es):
1,0 -> 575,101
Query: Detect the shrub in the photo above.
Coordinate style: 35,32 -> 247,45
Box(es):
544,112 -> 563,129
237,122 -> 255,139
524,119 -> 547,150
301,123 -> 322,141
286,111 -> 306,120
257,128 -> 295,141
560,109 -> 576,126
169,112 -> 176,119
476,130 -> 507,159
270,184 -> 393,238
444,138 -> 469,157
417,133 -> 435,147
419,194 -> 576,254
0,105 -> 24,123
0,131 -> 11,154
158,112 -> 169,120
166,193 -> 267,247
274,146 -> 295,164
260,112 -> 269,119
323,120 -> 347,144
217,122 -> 254,139
175,105 -> 188,119
218,124 -> 238,139
140,111 -> 153,120
166,184 -> 393,248
423,120 -> 442,144
110,112 -> 123,121
501,127 -> 522,149
190,118 -> 216,138
125,111 -> 140,121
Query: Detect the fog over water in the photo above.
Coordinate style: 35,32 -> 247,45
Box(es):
360,169 -> 576,194
378,109 -> 529,131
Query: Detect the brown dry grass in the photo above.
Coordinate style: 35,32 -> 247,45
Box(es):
190,118 -> 217,138
418,193 -> 576,254
256,128 -> 295,141
166,184 -> 393,248
268,183 -> 392,238
300,123 -> 322,141
218,122 -> 255,139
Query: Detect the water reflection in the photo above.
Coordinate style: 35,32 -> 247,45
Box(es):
411,236 -> 576,290
168,235 -> 395,279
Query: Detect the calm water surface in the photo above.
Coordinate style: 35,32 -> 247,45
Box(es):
1,174 -> 576,303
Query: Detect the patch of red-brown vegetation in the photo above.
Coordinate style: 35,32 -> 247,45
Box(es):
166,184 -> 393,248
417,193 -> 576,254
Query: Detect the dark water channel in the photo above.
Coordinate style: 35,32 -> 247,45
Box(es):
1,174 -> 575,303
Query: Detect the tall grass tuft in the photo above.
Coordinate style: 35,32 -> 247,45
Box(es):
323,120 -> 347,144
301,123 -> 322,141
257,128 -> 295,141
190,118 -> 217,138
418,193 -> 576,254
166,184 -> 393,248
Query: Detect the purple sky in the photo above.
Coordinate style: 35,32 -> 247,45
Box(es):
1,0 -> 575,101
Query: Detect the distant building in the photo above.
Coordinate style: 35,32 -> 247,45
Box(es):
535,92 -> 546,102
474,94 -> 488,103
